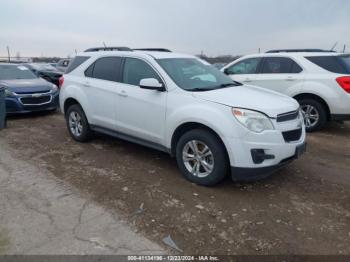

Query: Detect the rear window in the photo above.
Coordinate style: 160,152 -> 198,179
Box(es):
261,57 -> 302,74
306,55 -> 350,74
65,56 -> 90,74
84,57 -> 122,82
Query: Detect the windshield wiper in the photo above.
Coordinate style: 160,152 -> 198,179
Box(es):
205,82 -> 242,90
219,82 -> 242,88
187,82 -> 242,92
189,87 -> 214,92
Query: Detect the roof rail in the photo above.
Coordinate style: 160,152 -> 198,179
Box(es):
266,49 -> 335,53
133,48 -> 172,52
84,47 -> 133,52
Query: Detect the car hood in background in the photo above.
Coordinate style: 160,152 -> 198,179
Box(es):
38,70 -> 62,77
0,78 -> 53,93
192,84 -> 299,118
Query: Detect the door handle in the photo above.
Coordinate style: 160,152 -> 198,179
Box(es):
286,76 -> 296,81
243,78 -> 252,82
118,90 -> 128,97
83,82 -> 90,87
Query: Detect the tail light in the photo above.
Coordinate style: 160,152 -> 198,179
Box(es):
336,76 -> 350,94
58,76 -> 64,89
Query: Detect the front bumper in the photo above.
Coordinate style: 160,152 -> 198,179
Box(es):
5,91 -> 59,114
231,142 -> 307,181
225,115 -> 306,182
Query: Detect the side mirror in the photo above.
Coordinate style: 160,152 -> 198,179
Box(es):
139,78 -> 165,91
223,68 -> 231,75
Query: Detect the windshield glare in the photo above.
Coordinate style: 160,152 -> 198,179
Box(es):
157,58 -> 238,91
0,65 -> 38,80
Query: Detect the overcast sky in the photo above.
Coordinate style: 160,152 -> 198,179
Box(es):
0,0 -> 349,57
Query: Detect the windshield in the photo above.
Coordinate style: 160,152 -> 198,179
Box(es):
157,58 -> 240,91
0,65 -> 38,80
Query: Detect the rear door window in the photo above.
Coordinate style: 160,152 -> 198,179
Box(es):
306,55 -> 350,74
261,57 -> 302,74
85,57 -> 123,82
226,58 -> 261,74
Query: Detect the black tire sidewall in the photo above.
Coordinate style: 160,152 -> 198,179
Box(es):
176,129 -> 228,186
299,99 -> 327,132
65,104 -> 91,142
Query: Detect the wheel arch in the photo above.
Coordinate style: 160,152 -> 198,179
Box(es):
63,98 -> 82,115
170,122 -> 229,161
293,93 -> 331,120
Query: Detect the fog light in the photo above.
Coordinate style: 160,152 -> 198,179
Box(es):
251,149 -> 275,164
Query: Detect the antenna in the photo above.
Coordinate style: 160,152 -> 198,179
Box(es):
6,46 -> 10,62
330,41 -> 338,51
343,45 -> 346,53
103,42 -> 107,48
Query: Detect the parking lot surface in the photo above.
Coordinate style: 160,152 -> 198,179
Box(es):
1,112 -> 350,255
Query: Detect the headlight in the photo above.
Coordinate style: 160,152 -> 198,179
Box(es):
4,88 -> 15,97
232,108 -> 274,133
51,85 -> 58,92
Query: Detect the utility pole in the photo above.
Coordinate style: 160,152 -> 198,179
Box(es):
6,46 -> 10,62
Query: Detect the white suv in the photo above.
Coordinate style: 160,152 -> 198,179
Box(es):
222,50 -> 350,132
59,47 -> 306,186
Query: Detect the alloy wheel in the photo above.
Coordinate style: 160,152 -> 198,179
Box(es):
182,140 -> 214,178
301,104 -> 320,129
69,111 -> 83,137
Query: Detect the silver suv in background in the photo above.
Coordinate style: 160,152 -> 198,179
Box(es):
56,58 -> 71,73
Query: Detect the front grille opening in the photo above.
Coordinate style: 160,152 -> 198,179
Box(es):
277,110 -> 299,122
282,128 -> 302,143
16,90 -> 51,95
20,96 -> 51,105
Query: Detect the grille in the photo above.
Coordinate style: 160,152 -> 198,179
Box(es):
282,129 -> 302,143
16,90 -> 51,94
277,110 -> 299,122
20,95 -> 51,105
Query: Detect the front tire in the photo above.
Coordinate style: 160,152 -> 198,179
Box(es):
299,99 -> 327,132
65,104 -> 92,142
176,129 -> 229,186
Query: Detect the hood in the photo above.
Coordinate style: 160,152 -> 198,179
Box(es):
192,85 -> 299,118
0,78 -> 54,93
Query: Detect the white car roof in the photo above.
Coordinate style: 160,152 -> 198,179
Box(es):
241,52 -> 346,58
77,50 -> 195,60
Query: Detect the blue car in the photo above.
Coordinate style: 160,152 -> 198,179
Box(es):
0,63 -> 59,114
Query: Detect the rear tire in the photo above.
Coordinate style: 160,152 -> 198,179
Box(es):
176,129 -> 229,186
65,104 -> 92,142
298,98 -> 327,132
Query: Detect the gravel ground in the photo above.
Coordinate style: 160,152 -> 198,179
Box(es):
1,112 -> 349,255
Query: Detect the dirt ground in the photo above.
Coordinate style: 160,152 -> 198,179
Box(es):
1,112 -> 350,255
